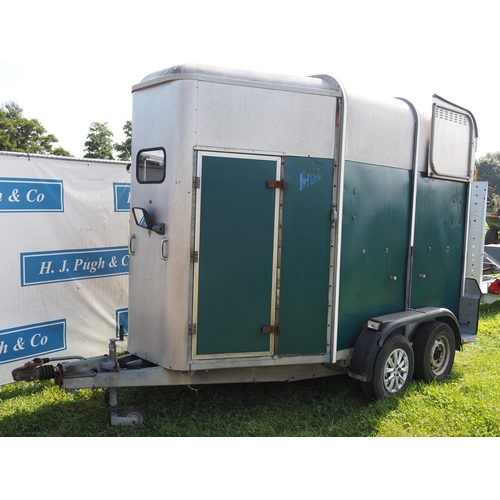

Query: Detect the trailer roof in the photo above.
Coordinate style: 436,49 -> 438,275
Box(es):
132,63 -> 343,97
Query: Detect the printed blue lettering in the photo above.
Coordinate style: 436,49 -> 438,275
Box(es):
8,189 -> 20,202
39,261 -> 53,275
27,189 -> 45,203
299,170 -> 322,192
13,337 -> 25,352
21,247 -> 129,286
0,320 -> 66,364
74,257 -> 106,274
30,333 -> 48,348
0,178 -> 63,212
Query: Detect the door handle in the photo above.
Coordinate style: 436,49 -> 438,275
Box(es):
129,234 -> 136,255
160,238 -> 169,260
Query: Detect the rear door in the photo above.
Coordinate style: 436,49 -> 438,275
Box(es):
193,152 -> 280,357
193,151 -> 335,359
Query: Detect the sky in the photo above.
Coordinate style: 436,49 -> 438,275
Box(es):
1,1 -> 498,159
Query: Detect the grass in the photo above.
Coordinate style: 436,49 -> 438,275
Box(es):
1,302 -> 500,437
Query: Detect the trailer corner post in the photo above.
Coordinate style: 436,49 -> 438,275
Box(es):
395,97 -> 421,313
330,80 -> 348,364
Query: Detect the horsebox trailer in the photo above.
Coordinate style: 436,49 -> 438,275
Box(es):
12,64 -> 485,425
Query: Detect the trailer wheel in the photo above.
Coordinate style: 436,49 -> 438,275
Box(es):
362,334 -> 414,400
413,321 -> 455,382
119,405 -> 147,425
485,228 -> 499,245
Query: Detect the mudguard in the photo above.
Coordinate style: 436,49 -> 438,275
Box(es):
348,307 -> 460,382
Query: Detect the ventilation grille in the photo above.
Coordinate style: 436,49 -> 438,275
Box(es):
435,106 -> 468,126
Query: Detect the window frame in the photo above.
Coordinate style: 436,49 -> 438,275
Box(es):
136,147 -> 166,184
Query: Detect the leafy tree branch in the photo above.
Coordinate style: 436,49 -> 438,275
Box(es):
0,101 -> 71,156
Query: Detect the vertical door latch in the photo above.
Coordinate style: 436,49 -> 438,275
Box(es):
331,204 -> 338,227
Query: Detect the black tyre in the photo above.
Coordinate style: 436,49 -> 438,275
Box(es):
362,334 -> 414,400
119,405 -> 147,425
413,321 -> 455,382
485,228 -> 499,245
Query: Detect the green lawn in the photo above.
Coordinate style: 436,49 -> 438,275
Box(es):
1,302 -> 500,437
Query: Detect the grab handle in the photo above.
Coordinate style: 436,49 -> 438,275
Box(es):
160,238 -> 169,260
129,234 -> 136,255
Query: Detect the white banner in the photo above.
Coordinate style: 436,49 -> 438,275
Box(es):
0,152 -> 130,385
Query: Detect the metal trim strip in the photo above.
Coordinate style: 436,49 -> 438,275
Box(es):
330,85 -> 348,363
133,71 -> 342,98
395,97 -> 421,312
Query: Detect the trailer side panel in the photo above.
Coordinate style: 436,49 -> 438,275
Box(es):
337,161 -> 411,350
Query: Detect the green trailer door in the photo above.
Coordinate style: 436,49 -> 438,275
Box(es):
193,153 -> 280,357
193,153 -> 335,359
278,157 -> 334,355
411,174 -> 467,315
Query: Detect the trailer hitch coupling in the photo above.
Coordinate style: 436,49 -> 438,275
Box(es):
12,358 -> 57,383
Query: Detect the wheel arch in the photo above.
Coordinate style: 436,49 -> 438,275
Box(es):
348,307 -> 460,383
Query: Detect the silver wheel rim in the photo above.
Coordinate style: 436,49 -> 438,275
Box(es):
429,334 -> 451,376
383,348 -> 410,393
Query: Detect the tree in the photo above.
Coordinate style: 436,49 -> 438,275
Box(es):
84,122 -> 114,159
0,101 -> 71,156
477,152 -> 500,195
114,120 -> 132,161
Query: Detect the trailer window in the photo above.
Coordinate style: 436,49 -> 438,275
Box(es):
137,148 -> 166,183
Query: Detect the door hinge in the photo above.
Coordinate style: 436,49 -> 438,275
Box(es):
262,325 -> 280,335
190,251 -> 199,262
193,176 -> 200,189
267,179 -> 287,190
188,324 -> 197,336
